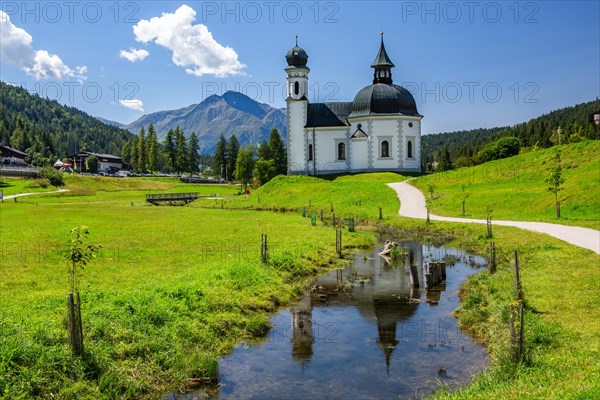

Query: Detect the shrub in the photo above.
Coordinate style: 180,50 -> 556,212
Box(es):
37,166 -> 64,187
25,178 -> 50,189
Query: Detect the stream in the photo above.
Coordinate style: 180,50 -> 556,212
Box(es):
169,240 -> 489,399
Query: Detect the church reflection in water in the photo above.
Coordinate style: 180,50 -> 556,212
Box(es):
289,241 -> 445,372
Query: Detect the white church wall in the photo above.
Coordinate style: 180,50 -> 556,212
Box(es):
371,119 -> 400,170
313,128 -> 349,174
287,101 -> 307,174
401,119 -> 421,171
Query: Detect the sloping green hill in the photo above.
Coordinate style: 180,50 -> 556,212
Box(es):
223,172 -> 407,220
412,140 -> 600,229
422,99 -> 600,166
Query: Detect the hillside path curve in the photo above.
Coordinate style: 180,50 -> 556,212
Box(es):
388,181 -> 600,255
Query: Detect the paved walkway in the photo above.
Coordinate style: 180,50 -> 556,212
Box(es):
2,189 -> 68,201
388,181 -> 600,255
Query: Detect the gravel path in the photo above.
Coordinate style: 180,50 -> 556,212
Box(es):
388,181 -> 600,255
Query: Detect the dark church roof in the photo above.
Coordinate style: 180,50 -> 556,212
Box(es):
306,103 -> 349,127
348,84 -> 421,118
371,36 -> 395,68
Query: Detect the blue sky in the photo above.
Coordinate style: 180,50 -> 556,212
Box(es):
1,1 -> 598,134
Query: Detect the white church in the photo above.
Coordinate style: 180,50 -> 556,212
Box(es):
285,35 -> 423,175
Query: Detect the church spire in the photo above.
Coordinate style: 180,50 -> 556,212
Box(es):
371,32 -> 395,84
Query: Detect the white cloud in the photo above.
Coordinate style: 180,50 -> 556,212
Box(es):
0,11 -> 86,81
118,99 -> 144,112
119,48 -> 149,62
132,5 -> 245,77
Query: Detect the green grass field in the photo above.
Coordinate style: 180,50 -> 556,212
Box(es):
412,141 -> 600,229
0,177 -> 59,196
1,157 -> 599,399
0,178 -> 374,399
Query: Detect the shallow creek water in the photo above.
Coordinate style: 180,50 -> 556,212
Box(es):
169,240 -> 489,399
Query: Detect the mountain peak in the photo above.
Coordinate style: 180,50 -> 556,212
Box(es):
123,91 -> 286,154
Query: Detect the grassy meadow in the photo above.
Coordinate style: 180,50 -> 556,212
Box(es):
1,154 -> 599,399
0,176 -> 374,399
412,141 -> 600,229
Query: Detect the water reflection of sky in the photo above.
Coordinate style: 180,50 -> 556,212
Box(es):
172,242 -> 489,400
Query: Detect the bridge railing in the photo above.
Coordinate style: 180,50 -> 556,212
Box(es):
146,192 -> 200,202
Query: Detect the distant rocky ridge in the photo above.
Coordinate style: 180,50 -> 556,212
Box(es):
122,91 -> 287,153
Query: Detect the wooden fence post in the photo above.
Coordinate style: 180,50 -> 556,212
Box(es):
509,249 -> 524,364
67,292 -> 84,355
378,207 -> 383,220
336,229 -> 342,258
489,242 -> 496,274
514,250 -> 522,301
510,301 -> 524,363
261,234 -> 268,263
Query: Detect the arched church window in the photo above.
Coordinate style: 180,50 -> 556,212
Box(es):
308,144 -> 313,161
407,140 -> 413,158
294,81 -> 299,96
381,140 -> 389,158
338,143 -> 346,160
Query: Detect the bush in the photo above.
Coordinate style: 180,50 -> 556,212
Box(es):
477,136 -> 521,163
37,166 -> 64,187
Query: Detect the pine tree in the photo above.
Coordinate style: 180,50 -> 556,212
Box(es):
268,128 -> 287,176
258,139 -> 272,160
147,124 -> 158,172
213,134 -> 227,179
175,127 -> 188,173
121,140 -> 131,164
165,129 -> 176,172
130,135 -> 139,172
438,147 -> 453,171
226,135 -> 240,181
137,126 -> 146,173
188,132 -> 200,174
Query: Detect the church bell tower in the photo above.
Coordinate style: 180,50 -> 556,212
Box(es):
285,36 -> 309,174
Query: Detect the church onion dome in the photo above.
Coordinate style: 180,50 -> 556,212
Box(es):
349,84 -> 420,118
286,36 -> 308,67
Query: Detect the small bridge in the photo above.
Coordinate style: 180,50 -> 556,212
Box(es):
146,192 -> 201,205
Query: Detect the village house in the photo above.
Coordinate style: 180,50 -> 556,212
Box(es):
67,151 -> 124,173
0,144 -> 29,166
